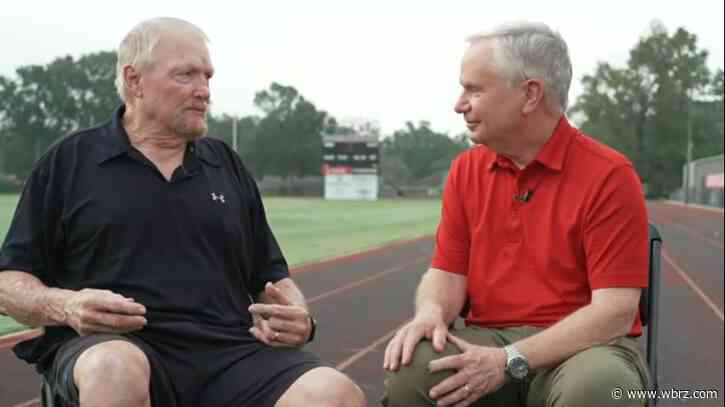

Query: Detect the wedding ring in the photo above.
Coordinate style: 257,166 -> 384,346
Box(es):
463,384 -> 471,394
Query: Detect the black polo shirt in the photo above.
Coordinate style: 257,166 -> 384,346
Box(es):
0,106 -> 289,369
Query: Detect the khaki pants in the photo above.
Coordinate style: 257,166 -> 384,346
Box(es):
382,326 -> 650,407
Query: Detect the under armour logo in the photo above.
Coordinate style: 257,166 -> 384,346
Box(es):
211,192 -> 226,203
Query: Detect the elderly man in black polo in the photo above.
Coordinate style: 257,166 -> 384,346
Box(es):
0,17 -> 365,407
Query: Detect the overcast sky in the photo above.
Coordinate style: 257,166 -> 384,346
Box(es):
1,0 -> 723,136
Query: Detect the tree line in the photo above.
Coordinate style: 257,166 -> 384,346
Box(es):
1,21 -> 722,197
0,51 -> 467,192
570,21 -> 723,197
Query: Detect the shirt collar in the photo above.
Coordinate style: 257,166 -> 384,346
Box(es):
487,154 -> 513,172
189,142 -> 222,168
96,105 -> 221,168
533,116 -> 575,172
95,105 -> 131,165
487,116 -> 575,173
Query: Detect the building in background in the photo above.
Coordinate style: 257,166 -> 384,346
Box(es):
682,154 -> 724,207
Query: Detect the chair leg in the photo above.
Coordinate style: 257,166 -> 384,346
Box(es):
41,376 -> 57,407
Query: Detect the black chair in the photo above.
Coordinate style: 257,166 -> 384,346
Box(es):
642,223 -> 662,406
41,375 -> 58,407
456,223 -> 662,406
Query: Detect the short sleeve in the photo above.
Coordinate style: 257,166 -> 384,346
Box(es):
584,165 -> 649,289
0,164 -> 55,280
247,173 -> 290,295
431,157 -> 471,275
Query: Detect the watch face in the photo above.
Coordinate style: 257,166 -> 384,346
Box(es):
509,357 -> 528,379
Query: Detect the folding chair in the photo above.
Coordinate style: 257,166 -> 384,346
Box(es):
456,222 -> 662,406
641,223 -> 662,405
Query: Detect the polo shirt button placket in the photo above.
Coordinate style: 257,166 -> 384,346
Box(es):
506,201 -> 519,243
510,174 -> 525,242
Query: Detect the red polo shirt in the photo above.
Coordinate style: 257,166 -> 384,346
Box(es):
432,117 -> 649,335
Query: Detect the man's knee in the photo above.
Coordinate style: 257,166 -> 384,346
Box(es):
545,346 -> 646,407
276,367 -> 365,407
73,340 -> 151,403
383,340 -> 458,407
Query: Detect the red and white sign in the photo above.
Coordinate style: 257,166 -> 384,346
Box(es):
705,173 -> 724,188
322,165 -> 353,175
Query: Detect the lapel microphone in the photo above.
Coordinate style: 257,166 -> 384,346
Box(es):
513,190 -> 533,202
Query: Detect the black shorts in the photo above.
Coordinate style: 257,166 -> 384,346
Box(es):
44,333 -> 322,407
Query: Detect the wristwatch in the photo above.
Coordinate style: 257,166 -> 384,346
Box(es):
503,344 -> 529,380
306,315 -> 317,343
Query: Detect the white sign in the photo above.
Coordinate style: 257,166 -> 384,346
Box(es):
324,174 -> 379,201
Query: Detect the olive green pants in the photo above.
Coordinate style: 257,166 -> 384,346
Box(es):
382,326 -> 650,407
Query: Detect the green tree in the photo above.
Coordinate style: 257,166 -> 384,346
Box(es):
206,113 -> 260,171
0,51 -> 119,178
571,21 -> 714,197
379,155 -> 412,194
251,82 -> 333,180
691,69 -> 724,158
382,121 -> 467,187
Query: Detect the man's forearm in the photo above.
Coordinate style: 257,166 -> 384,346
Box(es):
514,289 -> 639,371
0,271 -> 73,327
415,268 -> 467,325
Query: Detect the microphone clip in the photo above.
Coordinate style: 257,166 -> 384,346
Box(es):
514,190 -> 533,202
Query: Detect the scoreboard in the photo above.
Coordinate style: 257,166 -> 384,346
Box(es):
322,135 -> 380,200
322,137 -> 379,172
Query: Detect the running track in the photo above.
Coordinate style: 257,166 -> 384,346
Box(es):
1,201 -> 722,406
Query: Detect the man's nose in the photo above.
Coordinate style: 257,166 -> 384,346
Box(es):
194,77 -> 210,100
454,97 -> 469,114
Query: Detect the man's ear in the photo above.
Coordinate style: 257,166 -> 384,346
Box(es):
521,78 -> 545,115
123,65 -> 143,98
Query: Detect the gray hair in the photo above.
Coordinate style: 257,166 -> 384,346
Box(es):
467,22 -> 572,113
115,17 -> 209,102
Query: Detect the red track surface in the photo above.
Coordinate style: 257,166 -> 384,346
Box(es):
1,201 -> 722,406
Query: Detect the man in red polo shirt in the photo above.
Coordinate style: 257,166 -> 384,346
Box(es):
382,21 -> 650,407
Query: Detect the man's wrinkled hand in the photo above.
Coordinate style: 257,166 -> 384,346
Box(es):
383,312 -> 449,372
248,282 -> 312,347
64,288 -> 147,336
427,333 -> 507,407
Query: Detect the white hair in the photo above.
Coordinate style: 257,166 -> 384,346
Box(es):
115,17 -> 209,102
467,21 -> 572,113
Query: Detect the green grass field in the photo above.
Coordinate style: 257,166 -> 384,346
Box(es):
0,193 -> 441,336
